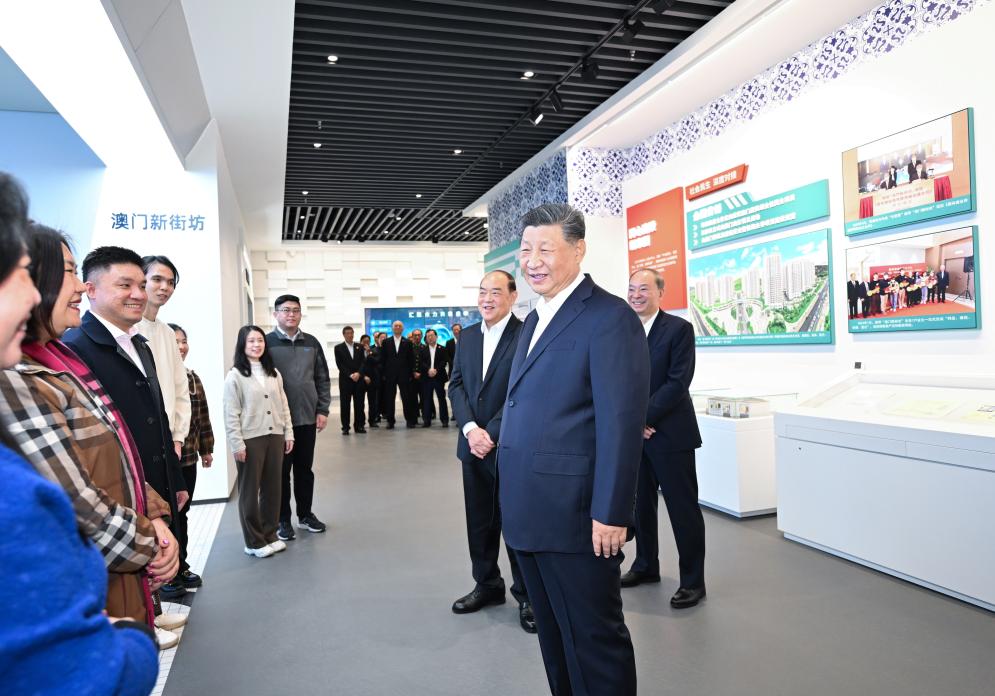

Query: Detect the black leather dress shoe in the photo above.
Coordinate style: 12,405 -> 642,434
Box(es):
620,570 -> 661,588
385,423 -> 395,430
670,586 -> 706,608
452,587 -> 506,614
519,601 -> 537,634
355,428 -> 367,434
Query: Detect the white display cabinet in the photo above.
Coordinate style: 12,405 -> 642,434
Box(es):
692,389 -> 797,517
775,371 -> 995,612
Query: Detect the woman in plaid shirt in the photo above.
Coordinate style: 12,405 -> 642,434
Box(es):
0,224 -> 179,628
168,323 -> 215,589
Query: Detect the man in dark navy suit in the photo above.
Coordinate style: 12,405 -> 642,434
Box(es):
499,204 -> 649,696
449,270 -> 534,633
620,269 -> 707,609
380,320 -> 416,428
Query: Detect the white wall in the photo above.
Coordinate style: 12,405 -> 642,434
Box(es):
581,4 -> 995,396
249,243 -> 487,377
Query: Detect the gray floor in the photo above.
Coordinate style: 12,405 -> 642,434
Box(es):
165,422 -> 995,696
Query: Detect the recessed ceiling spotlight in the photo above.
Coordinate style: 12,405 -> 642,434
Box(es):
521,70 -> 535,79
302,190 -> 309,195
327,55 -> 338,63
299,215 -> 305,220
415,193 -> 423,198
483,222 -> 489,228
464,231 -> 470,235
313,142 -> 322,148
395,215 -> 403,220
453,149 -> 463,155
336,239 -> 342,244
383,230 -> 390,235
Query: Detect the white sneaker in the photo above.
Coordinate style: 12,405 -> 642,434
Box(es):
268,540 -> 287,553
154,612 -> 188,630
244,545 -> 275,558
156,627 -> 179,650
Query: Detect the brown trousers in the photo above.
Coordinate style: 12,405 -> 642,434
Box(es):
237,434 -> 284,549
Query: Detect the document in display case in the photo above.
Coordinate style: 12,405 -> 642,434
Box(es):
693,389 -> 798,517
775,371 -> 995,611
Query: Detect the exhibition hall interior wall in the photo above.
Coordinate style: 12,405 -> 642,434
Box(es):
249,244 -> 487,378
487,1 -> 994,398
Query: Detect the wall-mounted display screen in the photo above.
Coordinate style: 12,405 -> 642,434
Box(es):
845,226 -> 979,334
842,108 -> 975,236
365,306 -> 480,345
687,228 -> 833,346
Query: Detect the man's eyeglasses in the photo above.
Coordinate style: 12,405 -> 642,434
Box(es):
277,308 -> 302,315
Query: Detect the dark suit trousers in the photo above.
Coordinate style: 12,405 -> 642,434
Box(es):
515,550 -> 636,696
177,464 -> 197,572
280,424 -> 317,522
381,378 -> 411,425
367,378 -> 381,423
421,377 -> 448,425
461,457 -> 525,602
632,449 -> 706,589
338,377 -> 366,431
848,298 -> 858,318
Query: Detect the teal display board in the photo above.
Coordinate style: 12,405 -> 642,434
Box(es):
842,108 -> 976,237
687,180 -> 830,251
688,228 -> 834,347
846,226 -> 980,334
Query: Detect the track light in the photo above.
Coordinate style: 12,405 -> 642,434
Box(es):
549,90 -> 564,113
650,0 -> 676,13
581,60 -> 600,81
622,18 -> 645,43
528,107 -> 544,126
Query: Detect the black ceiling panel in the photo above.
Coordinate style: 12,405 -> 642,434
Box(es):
284,0 -> 735,242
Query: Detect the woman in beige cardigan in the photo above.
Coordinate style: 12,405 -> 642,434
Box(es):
223,325 -> 294,558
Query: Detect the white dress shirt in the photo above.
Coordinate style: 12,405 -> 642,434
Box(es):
393,335 -> 402,352
642,312 -> 658,337
138,315 -> 192,441
346,342 -> 354,359
276,326 -> 301,342
462,312 -> 513,437
428,344 -> 436,367
91,311 -> 146,377
528,272 -> 587,354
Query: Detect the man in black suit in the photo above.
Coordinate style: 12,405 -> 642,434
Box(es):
449,270 -> 533,633
361,333 -> 381,427
937,264 -> 950,302
410,328 -> 425,417
418,329 -> 449,427
908,155 -> 921,182
847,273 -> 860,319
64,247 -> 188,521
445,322 -> 461,374
859,276 -> 871,318
380,320 -> 416,428
621,268 -> 707,610
334,326 -> 366,434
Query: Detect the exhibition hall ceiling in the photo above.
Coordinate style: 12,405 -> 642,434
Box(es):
283,0 -> 736,242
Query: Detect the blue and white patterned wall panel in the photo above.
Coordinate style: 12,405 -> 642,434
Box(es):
487,150 -> 568,250
568,0 -> 987,218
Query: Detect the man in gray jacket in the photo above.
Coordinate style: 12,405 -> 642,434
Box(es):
266,294 -> 332,540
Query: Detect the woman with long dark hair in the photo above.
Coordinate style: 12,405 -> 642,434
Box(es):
0,173 -> 158,693
223,325 -> 294,557
0,223 -> 180,641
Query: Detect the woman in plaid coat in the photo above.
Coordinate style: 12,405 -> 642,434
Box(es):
0,225 -> 179,626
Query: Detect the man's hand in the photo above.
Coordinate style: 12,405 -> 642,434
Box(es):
592,520 -> 627,558
643,426 -> 656,440
413,371 -> 421,380
285,440 -> 295,455
175,490 -> 190,510
428,368 -> 437,378
173,441 -> 182,458
233,448 -> 247,462
350,372 -> 361,382
316,414 -> 328,432
148,518 -> 180,589
467,427 -> 494,459
202,454 -> 213,468
363,376 -> 371,385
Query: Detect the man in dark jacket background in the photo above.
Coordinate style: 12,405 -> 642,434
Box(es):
266,294 -> 331,540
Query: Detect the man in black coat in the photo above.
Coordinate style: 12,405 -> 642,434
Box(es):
445,322 -> 461,374
64,247 -> 188,532
418,329 -> 449,427
380,320 -> 416,428
847,273 -> 860,319
361,333 -> 381,427
937,264 -> 950,302
449,270 -> 533,632
621,268 -> 707,609
333,326 -> 366,434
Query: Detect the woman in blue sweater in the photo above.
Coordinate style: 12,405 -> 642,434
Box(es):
0,172 -> 158,694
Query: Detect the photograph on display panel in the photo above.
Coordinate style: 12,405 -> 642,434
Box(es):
687,228 -> 833,347
845,226 -> 979,334
842,108 -> 975,236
